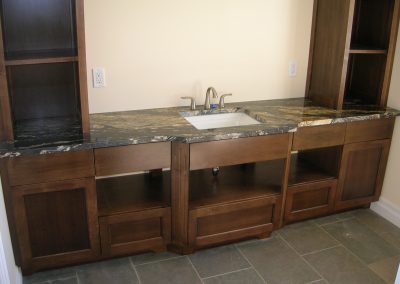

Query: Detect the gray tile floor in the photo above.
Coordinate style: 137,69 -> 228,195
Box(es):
23,209 -> 400,284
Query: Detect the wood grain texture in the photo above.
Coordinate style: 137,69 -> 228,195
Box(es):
292,124 -> 346,151
345,118 -> 395,144
335,139 -> 391,211
12,178 -> 100,275
285,180 -> 337,224
95,142 -> 171,176
307,0 -> 354,109
99,208 -> 171,257
5,56 -> 78,66
7,150 -> 94,186
190,134 -> 290,170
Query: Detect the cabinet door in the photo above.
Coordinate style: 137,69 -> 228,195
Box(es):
12,178 -> 100,274
335,140 -> 391,210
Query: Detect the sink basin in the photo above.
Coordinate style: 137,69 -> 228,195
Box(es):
183,112 -> 261,130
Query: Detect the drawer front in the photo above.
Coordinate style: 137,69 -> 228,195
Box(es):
95,142 -> 171,176
190,134 -> 290,170
7,150 -> 94,187
293,124 -> 346,151
188,197 -> 281,248
285,180 -> 337,224
345,118 -> 395,144
99,208 -> 171,257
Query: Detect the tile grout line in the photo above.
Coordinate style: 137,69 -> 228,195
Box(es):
75,272 -> 81,284
129,257 -> 143,284
276,233 -> 329,284
201,267 -> 253,280
234,243 -> 268,284
300,244 -> 342,257
133,255 -> 184,267
313,216 -> 355,227
186,256 -> 205,284
318,223 -> 389,284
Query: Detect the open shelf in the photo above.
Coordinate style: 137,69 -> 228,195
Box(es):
97,171 -> 171,217
289,147 -> 341,186
344,53 -> 387,106
189,160 -> 284,209
351,0 -> 395,50
5,54 -> 78,66
349,45 -> 387,54
1,0 -> 77,61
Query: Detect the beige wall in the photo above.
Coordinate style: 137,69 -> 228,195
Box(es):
382,27 -> 400,207
85,0 -> 314,113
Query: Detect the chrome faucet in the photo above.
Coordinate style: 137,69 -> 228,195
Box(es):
204,87 -> 218,110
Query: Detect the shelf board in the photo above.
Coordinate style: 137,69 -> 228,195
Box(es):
5,56 -> 78,66
189,161 -> 283,210
288,155 -> 336,186
4,48 -> 78,66
349,45 -> 387,55
97,171 -> 171,217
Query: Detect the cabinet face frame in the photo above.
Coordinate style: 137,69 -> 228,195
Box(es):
335,139 -> 391,210
11,178 -> 100,273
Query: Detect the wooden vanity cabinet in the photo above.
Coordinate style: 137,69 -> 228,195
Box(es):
0,150 -> 100,274
95,142 -> 172,258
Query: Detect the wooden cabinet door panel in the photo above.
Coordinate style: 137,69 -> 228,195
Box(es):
335,139 -> 391,210
12,178 -> 100,273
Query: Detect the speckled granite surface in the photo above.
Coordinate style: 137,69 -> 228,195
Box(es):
1,98 -> 399,157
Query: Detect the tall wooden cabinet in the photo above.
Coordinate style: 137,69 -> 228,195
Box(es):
0,0 -> 89,142
306,0 -> 400,109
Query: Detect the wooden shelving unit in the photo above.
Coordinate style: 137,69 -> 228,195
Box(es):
0,0 -> 89,142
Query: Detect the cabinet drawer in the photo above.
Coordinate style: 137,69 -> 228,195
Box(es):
188,197 -> 281,248
190,134 -> 290,170
95,142 -> 171,176
99,208 -> 171,257
7,150 -> 94,187
345,118 -> 395,144
293,124 -> 346,151
285,180 -> 337,224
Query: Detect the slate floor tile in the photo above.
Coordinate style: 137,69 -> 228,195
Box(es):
238,236 -> 320,284
279,221 -> 339,255
368,255 -> 400,284
313,211 -> 355,226
23,267 -> 76,284
304,246 -> 385,284
323,219 -> 399,264
135,257 -> 202,284
130,251 -> 181,265
203,268 -> 265,284
77,258 -> 139,284
189,245 -> 250,278
52,277 -> 79,284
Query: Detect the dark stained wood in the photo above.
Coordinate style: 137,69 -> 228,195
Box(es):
335,139 -> 391,210
95,143 -> 171,176
5,56 -> 78,66
305,0 -> 319,98
190,134 -> 290,170
307,0 -> 354,109
7,150 -> 94,186
345,118 -> 395,143
96,171 -> 171,216
285,180 -> 337,224
0,19 -> 13,141
99,208 -> 171,257
381,0 -> 400,106
75,0 -> 90,137
292,124 -> 346,151
12,178 -> 100,274
170,142 -> 190,253
188,197 -> 279,248
349,48 -> 387,54
189,161 -> 284,209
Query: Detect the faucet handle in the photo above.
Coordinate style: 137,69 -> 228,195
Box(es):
181,96 -> 196,110
219,94 -> 232,109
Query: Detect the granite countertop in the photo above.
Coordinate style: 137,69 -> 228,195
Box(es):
1,98 -> 399,157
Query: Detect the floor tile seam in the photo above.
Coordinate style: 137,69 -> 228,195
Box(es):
300,244 -> 342,257
132,255 -> 184,267
314,217 -> 355,227
186,255 -> 205,284
234,244 -> 268,284
201,267 -> 253,280
75,272 -> 80,284
317,226 -> 389,284
276,234 -> 328,284
129,256 -> 143,284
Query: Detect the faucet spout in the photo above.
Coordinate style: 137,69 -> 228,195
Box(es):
204,87 -> 218,110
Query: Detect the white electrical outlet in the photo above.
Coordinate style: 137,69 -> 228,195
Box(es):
92,68 -> 106,88
289,61 -> 297,77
